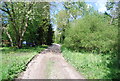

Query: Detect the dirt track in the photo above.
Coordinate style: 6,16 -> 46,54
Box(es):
16,44 -> 85,79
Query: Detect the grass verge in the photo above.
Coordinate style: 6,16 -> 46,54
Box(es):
0,45 -> 47,81
62,47 -> 120,79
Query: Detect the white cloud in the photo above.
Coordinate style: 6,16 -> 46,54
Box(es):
98,6 -> 107,13
87,4 -> 92,8
95,0 -> 107,13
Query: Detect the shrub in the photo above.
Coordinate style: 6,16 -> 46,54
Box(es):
64,14 -> 118,53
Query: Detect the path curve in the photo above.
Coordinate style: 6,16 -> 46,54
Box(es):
16,44 -> 85,80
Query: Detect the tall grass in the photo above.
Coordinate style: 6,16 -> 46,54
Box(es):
62,47 -> 120,79
1,45 -> 47,81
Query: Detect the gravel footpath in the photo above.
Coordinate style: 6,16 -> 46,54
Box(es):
15,44 -> 85,80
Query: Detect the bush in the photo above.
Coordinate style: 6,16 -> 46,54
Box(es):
64,14 -> 118,53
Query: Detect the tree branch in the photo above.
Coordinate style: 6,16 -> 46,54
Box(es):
21,3 -> 34,37
0,8 -> 10,15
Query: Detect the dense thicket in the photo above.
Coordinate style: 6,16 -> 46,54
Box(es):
64,13 -> 118,53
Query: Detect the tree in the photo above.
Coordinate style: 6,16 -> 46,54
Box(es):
46,24 -> 54,45
1,2 -> 53,48
106,1 -> 119,24
55,2 -> 91,43
1,2 -> 34,48
24,2 -> 53,46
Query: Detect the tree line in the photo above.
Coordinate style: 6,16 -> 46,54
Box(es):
54,1 -> 120,66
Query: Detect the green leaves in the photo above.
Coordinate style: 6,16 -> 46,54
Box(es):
2,2 -> 53,47
64,13 -> 118,53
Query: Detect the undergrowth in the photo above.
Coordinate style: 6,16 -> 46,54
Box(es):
0,45 -> 47,81
62,47 -> 120,79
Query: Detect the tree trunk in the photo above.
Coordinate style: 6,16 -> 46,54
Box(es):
6,30 -> 13,47
110,16 -> 114,24
3,27 -> 13,47
17,37 -> 22,48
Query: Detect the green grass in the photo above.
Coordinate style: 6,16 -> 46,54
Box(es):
0,45 -> 47,81
62,47 -> 120,79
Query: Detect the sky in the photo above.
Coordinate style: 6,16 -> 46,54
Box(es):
93,0 -> 108,13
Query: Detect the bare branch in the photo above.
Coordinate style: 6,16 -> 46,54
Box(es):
0,7 -> 10,15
